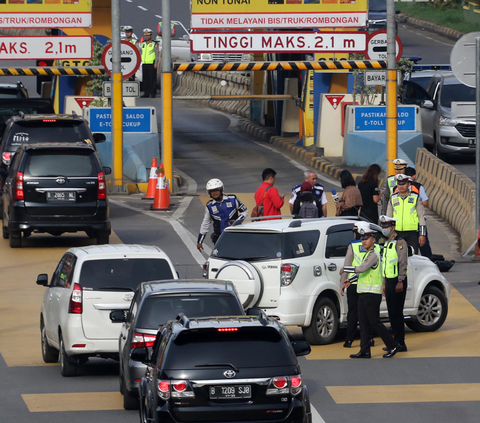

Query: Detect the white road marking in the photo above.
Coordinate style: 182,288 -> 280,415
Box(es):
312,404 -> 326,423
137,5 -> 148,11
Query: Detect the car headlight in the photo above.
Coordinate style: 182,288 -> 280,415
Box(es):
198,53 -> 212,61
439,116 -> 458,126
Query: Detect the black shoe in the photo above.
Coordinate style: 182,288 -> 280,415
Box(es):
383,344 -> 407,352
343,341 -> 353,348
350,351 -> 371,359
383,345 -> 400,358
369,338 -> 375,347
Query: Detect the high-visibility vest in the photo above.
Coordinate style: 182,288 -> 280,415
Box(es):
390,192 -> 419,232
141,41 -> 156,64
387,175 -> 396,195
350,241 -> 381,285
127,38 -> 138,45
357,249 -> 382,294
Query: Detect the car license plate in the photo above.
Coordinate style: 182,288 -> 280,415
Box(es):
47,191 -> 76,202
209,385 -> 251,399
468,139 -> 476,147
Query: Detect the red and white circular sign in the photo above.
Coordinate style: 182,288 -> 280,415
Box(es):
101,40 -> 141,79
365,30 -> 403,62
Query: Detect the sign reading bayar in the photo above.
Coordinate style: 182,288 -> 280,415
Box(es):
191,0 -> 368,29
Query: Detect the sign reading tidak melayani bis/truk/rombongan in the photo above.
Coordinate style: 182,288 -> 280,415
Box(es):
191,0 -> 368,30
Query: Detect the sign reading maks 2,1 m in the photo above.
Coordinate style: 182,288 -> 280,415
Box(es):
191,0 -> 368,29
88,108 -> 152,133
354,106 -> 416,132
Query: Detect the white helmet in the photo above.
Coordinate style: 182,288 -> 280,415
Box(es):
354,221 -> 378,236
123,25 -> 133,31
379,215 -> 398,225
206,178 -> 224,193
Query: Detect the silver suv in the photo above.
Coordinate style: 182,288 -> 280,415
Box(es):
204,217 -> 450,345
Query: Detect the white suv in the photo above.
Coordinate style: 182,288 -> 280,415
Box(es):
37,244 -> 177,376
204,217 -> 450,345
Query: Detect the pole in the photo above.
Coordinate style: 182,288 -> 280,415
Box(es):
386,0 -> 397,176
111,0 -> 123,191
162,0 -> 173,193
475,38 -> 480,251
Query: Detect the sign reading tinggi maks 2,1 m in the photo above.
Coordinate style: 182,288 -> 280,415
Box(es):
191,0 -> 368,29
0,0 -> 91,28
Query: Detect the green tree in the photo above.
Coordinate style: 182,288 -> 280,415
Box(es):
84,39 -> 110,96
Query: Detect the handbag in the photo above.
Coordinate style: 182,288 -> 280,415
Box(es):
251,186 -> 272,218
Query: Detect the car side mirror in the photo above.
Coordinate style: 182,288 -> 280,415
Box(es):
36,273 -> 49,286
93,133 -> 106,143
130,347 -> 149,363
110,310 -> 128,323
292,341 -> 311,357
421,100 -> 434,109
246,308 -> 262,316
103,167 -> 112,175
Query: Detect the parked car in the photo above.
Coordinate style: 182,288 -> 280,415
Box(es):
111,279 -> 245,410
1,143 -> 111,247
204,217 -> 450,345
132,314 -> 312,423
36,244 -> 177,376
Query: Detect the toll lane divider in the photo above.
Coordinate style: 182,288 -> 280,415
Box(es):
0,66 -> 106,76
416,148 -> 476,253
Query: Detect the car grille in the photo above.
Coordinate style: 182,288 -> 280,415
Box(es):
211,53 -> 244,62
455,122 -> 476,138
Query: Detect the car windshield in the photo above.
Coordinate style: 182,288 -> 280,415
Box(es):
165,327 -> 296,369
440,83 -> 476,108
79,258 -> 174,290
136,294 -> 243,330
25,150 -> 96,177
6,120 -> 92,149
213,230 -> 320,260
369,0 -> 386,12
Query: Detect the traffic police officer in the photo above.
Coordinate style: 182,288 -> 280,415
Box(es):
341,222 -> 400,359
122,26 -> 139,47
197,179 -> 249,251
387,173 -> 427,254
289,170 -> 328,217
379,215 -> 409,352
380,158 -> 408,215
140,28 -> 159,98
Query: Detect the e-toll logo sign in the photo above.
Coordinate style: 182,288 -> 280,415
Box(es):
191,32 -> 367,53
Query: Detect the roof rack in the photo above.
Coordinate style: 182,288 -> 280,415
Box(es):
177,313 -> 190,328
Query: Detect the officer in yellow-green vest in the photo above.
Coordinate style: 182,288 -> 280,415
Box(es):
340,222 -> 381,349
122,26 -> 140,81
387,173 -> 426,254
380,158 -> 408,215
341,222 -> 400,359
140,28 -> 159,98
379,215 -> 409,353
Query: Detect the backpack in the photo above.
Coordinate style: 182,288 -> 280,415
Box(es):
298,200 -> 318,218
251,186 -> 272,218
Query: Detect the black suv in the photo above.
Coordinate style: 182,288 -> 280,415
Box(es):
131,314 -> 312,423
0,113 -> 106,200
1,142 -> 111,248
111,279 -> 245,410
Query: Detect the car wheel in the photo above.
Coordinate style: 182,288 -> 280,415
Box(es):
41,319 -> 59,363
97,231 -> 109,245
9,231 -> 21,248
405,286 -> 448,332
302,297 -> 339,345
60,334 -> 78,377
432,134 -> 446,160
123,390 -> 139,410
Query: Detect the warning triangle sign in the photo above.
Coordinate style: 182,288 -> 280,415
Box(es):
325,95 -> 345,110
75,97 -> 94,109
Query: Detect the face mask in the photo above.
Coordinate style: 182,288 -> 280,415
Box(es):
382,227 -> 393,237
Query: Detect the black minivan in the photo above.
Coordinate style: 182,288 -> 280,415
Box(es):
1,142 -> 111,248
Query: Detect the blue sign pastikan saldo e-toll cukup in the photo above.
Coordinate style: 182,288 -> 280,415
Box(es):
89,108 -> 151,133
354,106 -> 416,131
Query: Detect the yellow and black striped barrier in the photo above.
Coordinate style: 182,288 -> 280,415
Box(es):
0,66 -> 106,76
174,60 -> 387,72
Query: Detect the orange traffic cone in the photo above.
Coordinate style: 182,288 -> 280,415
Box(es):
150,163 -> 171,210
142,157 -> 158,200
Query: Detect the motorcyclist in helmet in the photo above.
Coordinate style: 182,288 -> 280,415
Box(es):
197,179 -> 248,251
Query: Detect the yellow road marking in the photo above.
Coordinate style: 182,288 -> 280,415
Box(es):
327,383 -> 480,403
22,392 -> 123,412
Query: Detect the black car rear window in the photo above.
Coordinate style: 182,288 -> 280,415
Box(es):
79,258 -> 174,291
7,120 -> 91,149
0,88 -> 25,98
25,149 -> 96,177
136,294 -> 243,330
213,230 -> 320,260
165,327 -> 295,369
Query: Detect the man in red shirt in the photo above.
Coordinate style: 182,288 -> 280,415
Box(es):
254,168 -> 285,220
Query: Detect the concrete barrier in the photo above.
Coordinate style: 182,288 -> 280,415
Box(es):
416,148 -> 476,253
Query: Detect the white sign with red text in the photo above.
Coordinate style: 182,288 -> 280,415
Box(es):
0,36 -> 92,60
191,32 -> 367,54
0,14 -> 91,28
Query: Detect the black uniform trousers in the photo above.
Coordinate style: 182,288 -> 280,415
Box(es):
385,276 -> 407,346
397,230 -> 419,254
142,63 -> 157,97
358,293 -> 398,354
345,283 -> 374,343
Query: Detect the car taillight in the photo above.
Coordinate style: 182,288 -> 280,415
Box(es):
98,171 -> 106,199
273,377 -> 287,389
14,172 -> 24,200
131,333 -> 156,348
267,376 -> 302,395
281,263 -> 299,287
172,380 -> 195,398
290,375 -> 303,395
202,261 -> 209,278
2,151 -> 12,166
173,381 -> 186,392
42,119 -> 57,122
68,283 -> 82,314
158,380 -> 170,400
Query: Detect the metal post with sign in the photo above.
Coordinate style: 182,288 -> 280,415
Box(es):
162,0 -> 173,193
